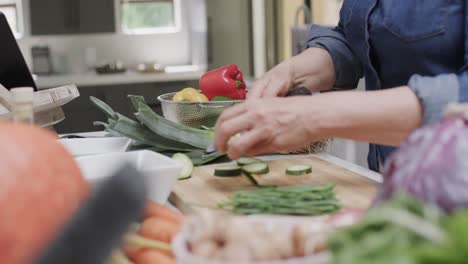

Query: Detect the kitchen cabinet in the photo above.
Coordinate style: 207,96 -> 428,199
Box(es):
76,0 -> 116,34
30,0 -> 71,35
54,81 -> 198,134
30,0 -> 115,35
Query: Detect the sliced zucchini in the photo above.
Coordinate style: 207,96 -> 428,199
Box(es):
214,165 -> 242,177
242,171 -> 260,186
172,153 -> 194,180
242,162 -> 269,175
236,157 -> 261,166
286,165 -> 312,176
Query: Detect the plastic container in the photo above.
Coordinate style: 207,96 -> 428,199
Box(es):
11,87 -> 34,124
59,137 -> 132,157
76,151 -> 182,203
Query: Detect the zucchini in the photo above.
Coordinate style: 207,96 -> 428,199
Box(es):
135,102 -> 214,149
242,171 -> 260,186
172,153 -> 194,180
286,165 -> 313,176
214,165 -> 242,177
237,157 -> 261,166
242,162 -> 270,175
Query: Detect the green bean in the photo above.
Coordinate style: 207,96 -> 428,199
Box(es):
220,185 -> 340,216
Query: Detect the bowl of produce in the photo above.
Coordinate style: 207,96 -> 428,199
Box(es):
159,64 -> 247,128
158,91 -> 242,129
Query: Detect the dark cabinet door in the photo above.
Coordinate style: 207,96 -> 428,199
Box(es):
77,0 -> 116,34
30,0 -> 73,35
30,0 -> 116,35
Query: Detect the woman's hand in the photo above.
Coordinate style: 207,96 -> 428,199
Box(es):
247,62 -> 295,99
214,97 -> 327,160
215,87 -> 423,160
247,48 -> 337,100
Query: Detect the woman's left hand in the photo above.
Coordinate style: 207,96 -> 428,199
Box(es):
214,97 -> 327,160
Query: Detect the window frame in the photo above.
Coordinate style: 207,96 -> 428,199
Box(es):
116,0 -> 182,35
0,0 -> 24,38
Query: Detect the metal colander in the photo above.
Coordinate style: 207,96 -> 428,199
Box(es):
158,92 -> 242,128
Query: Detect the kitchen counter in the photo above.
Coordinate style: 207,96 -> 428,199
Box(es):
36,65 -> 205,90
66,132 -> 382,184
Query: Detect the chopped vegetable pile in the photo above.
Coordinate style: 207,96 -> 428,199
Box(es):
220,184 -> 340,216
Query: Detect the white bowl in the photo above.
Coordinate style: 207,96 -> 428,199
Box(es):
59,137 -> 132,157
76,151 -> 182,203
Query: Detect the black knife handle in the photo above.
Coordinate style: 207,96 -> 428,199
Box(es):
286,87 -> 312,97
35,163 -> 147,264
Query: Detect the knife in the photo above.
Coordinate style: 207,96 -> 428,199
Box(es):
35,163 -> 147,264
206,87 -> 312,153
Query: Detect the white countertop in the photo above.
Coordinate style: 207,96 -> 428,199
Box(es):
36,65 -> 205,89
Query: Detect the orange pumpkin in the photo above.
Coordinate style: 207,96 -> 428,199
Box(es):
0,122 -> 89,264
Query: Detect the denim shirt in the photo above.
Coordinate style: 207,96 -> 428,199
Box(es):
307,0 -> 468,171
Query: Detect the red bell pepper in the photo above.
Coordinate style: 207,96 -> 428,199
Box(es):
199,64 -> 247,100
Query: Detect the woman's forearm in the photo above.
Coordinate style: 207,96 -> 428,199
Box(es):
289,48 -> 336,92
310,87 -> 423,146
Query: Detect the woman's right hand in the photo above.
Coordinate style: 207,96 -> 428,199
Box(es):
247,48 -> 337,100
247,61 -> 295,99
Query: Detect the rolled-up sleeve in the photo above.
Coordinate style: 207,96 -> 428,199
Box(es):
408,4 -> 468,125
306,24 -> 363,89
408,74 -> 460,124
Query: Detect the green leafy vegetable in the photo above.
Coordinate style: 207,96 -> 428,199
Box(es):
90,96 -> 118,119
135,102 -> 214,149
329,194 -> 468,264
90,95 -> 227,166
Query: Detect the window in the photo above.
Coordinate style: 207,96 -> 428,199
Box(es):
0,0 -> 19,36
120,0 -> 180,34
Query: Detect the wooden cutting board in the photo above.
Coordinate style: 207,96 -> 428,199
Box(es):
170,156 -> 379,214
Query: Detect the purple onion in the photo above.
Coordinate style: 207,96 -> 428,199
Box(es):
376,104 -> 468,213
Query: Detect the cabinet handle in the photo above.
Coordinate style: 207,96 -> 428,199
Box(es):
69,0 -> 79,31
64,0 -> 73,29
75,0 -> 81,30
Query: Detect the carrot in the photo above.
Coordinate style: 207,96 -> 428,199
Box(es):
143,201 -> 184,224
122,244 -> 141,260
133,249 -> 175,264
123,234 -> 173,258
140,217 -> 180,243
